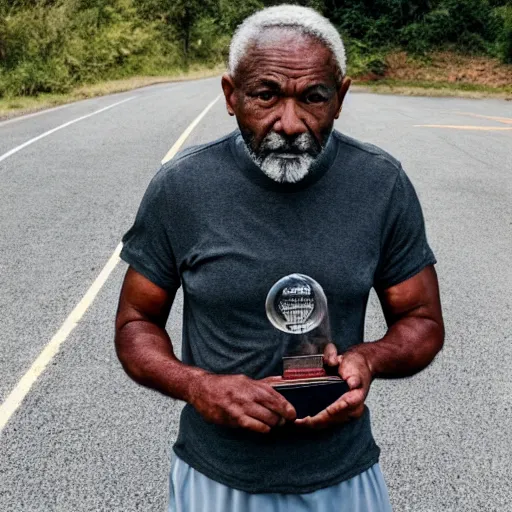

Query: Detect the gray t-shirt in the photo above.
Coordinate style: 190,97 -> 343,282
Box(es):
120,130 -> 436,493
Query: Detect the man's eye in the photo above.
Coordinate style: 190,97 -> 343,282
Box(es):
257,91 -> 275,102
306,93 -> 327,104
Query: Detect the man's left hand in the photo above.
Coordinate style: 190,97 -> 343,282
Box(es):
294,349 -> 373,429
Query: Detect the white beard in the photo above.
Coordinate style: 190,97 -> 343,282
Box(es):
259,152 -> 315,183
245,132 -> 320,184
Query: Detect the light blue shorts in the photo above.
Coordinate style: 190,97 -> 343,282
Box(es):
169,455 -> 392,512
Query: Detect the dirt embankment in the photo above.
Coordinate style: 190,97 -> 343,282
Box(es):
358,51 -> 512,91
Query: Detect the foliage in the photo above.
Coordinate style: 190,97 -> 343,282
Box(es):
0,0 -> 511,97
344,39 -> 389,77
0,0 -> 181,96
217,0 -> 263,33
494,5 -> 512,63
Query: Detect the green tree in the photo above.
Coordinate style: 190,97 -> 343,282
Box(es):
218,0 -> 263,33
496,5 -> 512,63
135,0 -> 217,57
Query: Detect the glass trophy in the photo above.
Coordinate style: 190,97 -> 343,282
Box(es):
265,274 -> 348,419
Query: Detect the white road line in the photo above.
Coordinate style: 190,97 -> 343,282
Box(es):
0,81 -> 184,128
162,95 -> 221,164
0,102 -> 74,128
0,97 -> 135,164
0,95 -> 220,434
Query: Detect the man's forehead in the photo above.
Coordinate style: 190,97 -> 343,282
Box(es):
237,29 -> 338,85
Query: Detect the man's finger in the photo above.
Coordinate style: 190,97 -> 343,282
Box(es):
237,414 -> 272,433
245,403 -> 283,428
295,412 -> 328,428
294,415 -> 312,426
326,389 -> 364,414
296,409 -> 343,429
348,403 -> 365,419
297,389 -> 366,428
323,343 -> 338,366
325,397 -> 348,415
342,388 -> 365,407
259,385 -> 297,421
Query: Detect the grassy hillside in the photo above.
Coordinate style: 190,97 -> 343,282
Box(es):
0,0 -> 510,99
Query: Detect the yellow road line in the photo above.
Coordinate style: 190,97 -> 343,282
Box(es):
414,125 -> 512,131
162,95 -> 221,164
0,244 -> 122,433
451,112 -> 512,125
0,95 -> 220,434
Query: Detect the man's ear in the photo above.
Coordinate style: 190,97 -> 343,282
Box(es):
221,73 -> 237,117
334,76 -> 351,119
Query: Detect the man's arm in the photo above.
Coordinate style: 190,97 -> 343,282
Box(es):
115,267 -> 206,401
354,264 -> 444,378
115,267 -> 296,433
296,265 -> 444,428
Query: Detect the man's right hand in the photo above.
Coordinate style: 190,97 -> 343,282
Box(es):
189,374 -> 296,434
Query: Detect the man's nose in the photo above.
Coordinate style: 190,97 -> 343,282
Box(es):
274,99 -> 307,137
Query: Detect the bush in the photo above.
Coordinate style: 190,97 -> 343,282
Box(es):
495,5 -> 512,63
0,0 -> 183,97
0,58 -> 71,96
0,4 -> 72,96
189,16 -> 230,65
399,22 -> 431,54
217,0 -> 263,33
345,39 -> 388,78
400,0 -> 494,53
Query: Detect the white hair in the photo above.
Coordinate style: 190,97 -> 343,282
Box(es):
229,5 -> 346,79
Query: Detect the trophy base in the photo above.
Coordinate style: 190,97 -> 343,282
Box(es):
272,378 -> 349,419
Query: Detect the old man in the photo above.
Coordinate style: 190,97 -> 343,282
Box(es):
115,5 -> 444,511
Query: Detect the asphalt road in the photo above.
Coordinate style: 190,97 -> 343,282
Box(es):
0,77 -> 511,512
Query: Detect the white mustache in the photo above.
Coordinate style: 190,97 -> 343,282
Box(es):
259,132 -> 317,154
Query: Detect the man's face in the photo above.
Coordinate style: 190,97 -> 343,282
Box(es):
222,29 -> 350,183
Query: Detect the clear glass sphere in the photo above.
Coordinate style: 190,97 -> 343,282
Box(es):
265,274 -> 328,334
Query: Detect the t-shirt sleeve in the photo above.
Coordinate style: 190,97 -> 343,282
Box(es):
120,168 -> 180,292
374,166 -> 436,290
